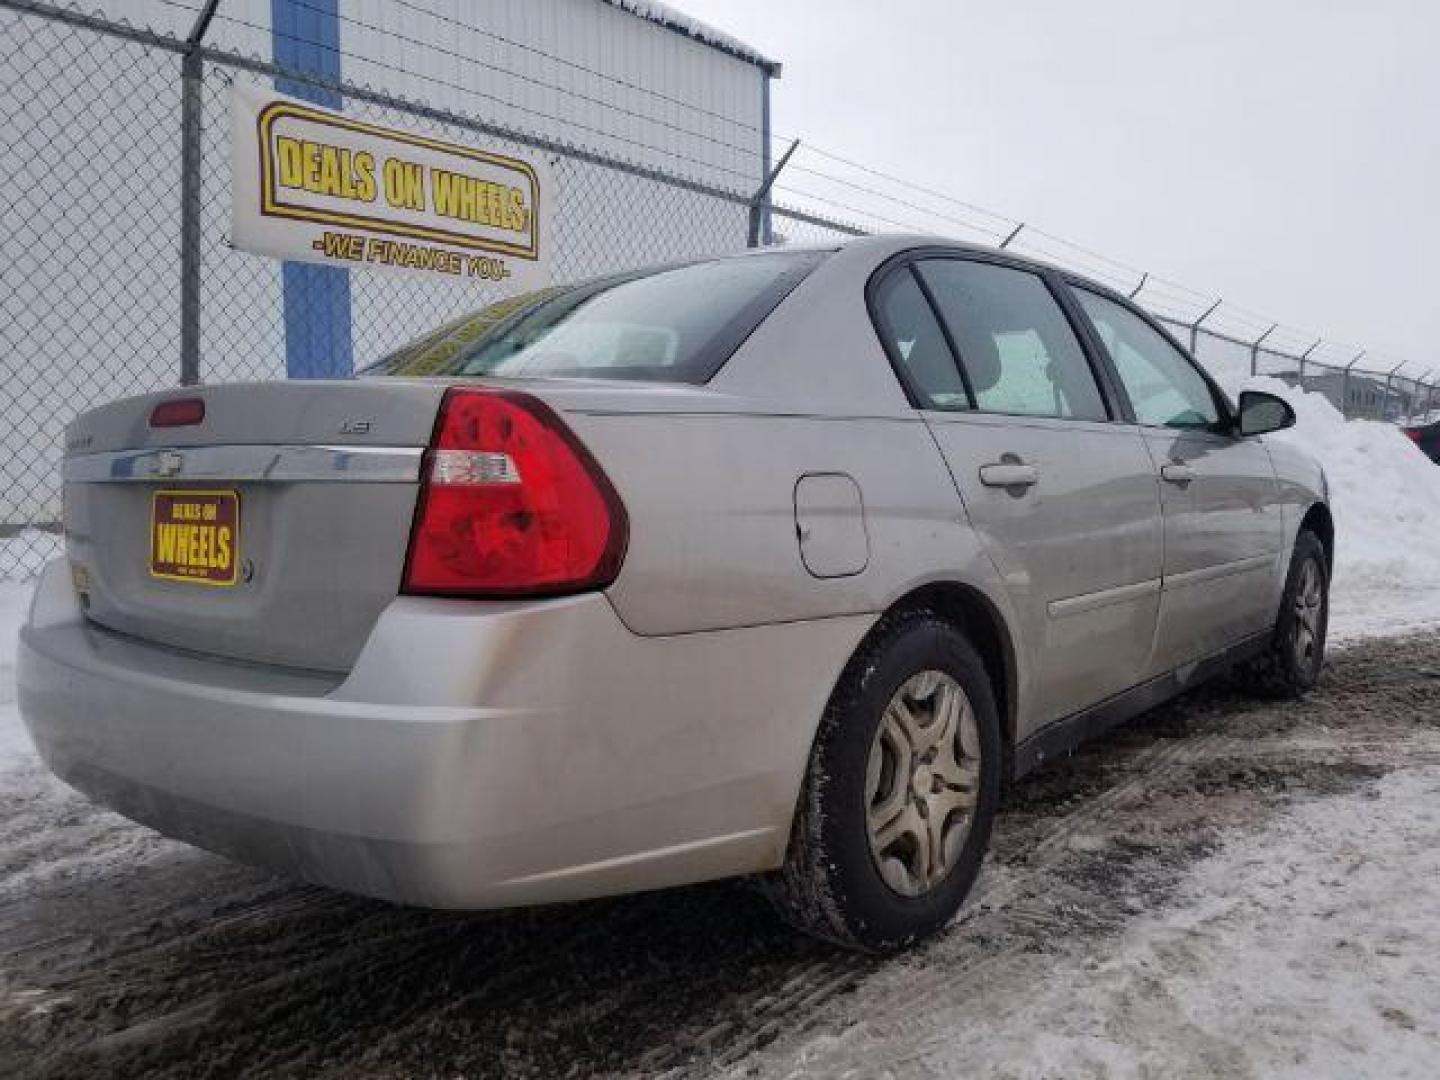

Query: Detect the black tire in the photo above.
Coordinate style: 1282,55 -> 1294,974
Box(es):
767,610 -> 1003,953
1240,529 -> 1329,698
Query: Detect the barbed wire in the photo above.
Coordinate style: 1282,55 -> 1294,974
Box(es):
780,162 -> 1011,243
200,7 -> 764,191
770,138 -> 1422,373
384,0 -> 768,136
791,141 -> 1018,229
253,0 -> 770,164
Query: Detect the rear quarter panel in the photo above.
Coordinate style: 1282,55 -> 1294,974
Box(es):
568,411 -> 1002,635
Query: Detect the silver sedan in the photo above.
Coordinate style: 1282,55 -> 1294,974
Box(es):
18,235 -> 1331,951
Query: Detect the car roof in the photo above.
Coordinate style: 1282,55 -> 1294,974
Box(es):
729,233 -> 1101,294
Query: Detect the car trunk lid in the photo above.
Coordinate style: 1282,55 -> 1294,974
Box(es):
63,381 -> 448,673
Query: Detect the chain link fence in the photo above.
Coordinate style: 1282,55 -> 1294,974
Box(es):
3,0 -> 1435,579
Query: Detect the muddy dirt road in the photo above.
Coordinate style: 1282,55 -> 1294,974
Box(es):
3,634 -> 1438,1079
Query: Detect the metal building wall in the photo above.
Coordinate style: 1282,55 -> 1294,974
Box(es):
339,0 -> 767,194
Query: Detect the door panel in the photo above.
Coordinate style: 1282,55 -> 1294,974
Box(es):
928,414 -> 1162,727
1066,286 -> 1286,673
1142,431 -> 1284,672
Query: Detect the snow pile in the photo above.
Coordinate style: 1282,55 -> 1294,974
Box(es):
1240,376 -> 1440,640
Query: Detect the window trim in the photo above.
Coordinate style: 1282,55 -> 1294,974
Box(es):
1062,277 -> 1238,436
909,265 -> 979,409
866,246 -> 1126,423
867,260 -> 975,412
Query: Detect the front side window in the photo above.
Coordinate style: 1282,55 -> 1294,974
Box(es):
1074,289 -> 1222,430
363,252 -> 825,383
915,260 -> 1108,422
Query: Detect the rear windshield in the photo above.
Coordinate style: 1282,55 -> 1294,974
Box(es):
362,251 -> 826,383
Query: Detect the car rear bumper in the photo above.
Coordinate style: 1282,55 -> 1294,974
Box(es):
17,559 -> 867,908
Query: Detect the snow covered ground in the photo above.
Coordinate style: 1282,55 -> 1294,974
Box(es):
1006,766 -> 1440,1079
742,749 -> 1440,1080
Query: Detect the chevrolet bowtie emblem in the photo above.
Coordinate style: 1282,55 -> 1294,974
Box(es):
151,450 -> 184,478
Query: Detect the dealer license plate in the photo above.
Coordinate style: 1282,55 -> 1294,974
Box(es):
150,489 -> 240,586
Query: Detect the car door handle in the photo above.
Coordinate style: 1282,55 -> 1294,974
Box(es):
979,463 -> 1039,488
1161,463 -> 1197,484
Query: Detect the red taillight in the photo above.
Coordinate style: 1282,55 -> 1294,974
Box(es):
149,397 -> 205,427
403,388 -> 628,597
1405,429 -> 1423,442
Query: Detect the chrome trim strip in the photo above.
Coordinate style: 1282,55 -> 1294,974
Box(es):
1048,577 -> 1161,619
62,445 -> 425,484
1161,553 -> 1277,592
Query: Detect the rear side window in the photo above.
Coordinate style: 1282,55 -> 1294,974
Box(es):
871,268 -> 970,410
363,252 -> 825,383
916,260 -> 1108,422
1073,288 -> 1222,430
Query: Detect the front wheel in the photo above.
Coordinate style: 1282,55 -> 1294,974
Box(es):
767,612 -> 1003,952
1240,529 -> 1329,698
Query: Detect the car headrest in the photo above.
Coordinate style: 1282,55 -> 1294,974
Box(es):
617,326 -> 672,367
906,334 -> 960,398
963,332 -> 1002,394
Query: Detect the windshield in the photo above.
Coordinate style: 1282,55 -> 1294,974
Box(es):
363,251 -> 827,383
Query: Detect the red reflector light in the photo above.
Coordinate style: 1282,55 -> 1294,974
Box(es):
149,398 -> 205,427
403,388 -> 628,597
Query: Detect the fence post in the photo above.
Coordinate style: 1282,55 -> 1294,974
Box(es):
179,0 -> 219,386
748,138 -> 799,248
1341,351 -> 1364,419
758,71 -> 773,245
1189,297 -> 1222,356
1250,323 -> 1279,378
1298,338 -> 1322,384
1383,361 -> 1405,422
1405,370 -> 1429,422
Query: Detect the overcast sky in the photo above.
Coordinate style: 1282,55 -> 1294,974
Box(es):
679,0 -> 1439,371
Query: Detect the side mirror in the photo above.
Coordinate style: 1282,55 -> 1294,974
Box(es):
1237,390 -> 1296,436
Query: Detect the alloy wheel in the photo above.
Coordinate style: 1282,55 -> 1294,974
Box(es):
1292,556 -> 1326,673
864,670 -> 981,897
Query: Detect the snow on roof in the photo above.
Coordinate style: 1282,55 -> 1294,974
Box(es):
599,0 -> 781,75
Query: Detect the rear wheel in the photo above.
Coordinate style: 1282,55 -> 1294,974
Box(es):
1240,529 -> 1329,698
768,612 -> 1002,952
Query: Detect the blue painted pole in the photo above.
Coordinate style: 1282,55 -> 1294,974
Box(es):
271,0 -> 353,379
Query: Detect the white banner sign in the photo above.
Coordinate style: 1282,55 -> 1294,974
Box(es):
230,84 -> 552,289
